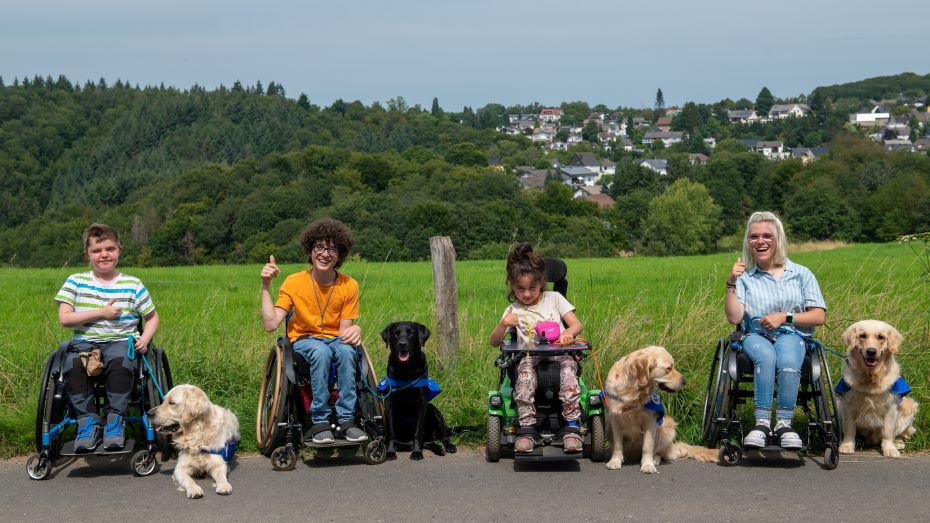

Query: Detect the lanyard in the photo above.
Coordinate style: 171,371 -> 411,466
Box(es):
310,270 -> 337,337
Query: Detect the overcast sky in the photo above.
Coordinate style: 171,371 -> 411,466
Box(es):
3,0 -> 928,111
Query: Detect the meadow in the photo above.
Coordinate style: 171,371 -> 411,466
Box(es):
1,242 -> 928,457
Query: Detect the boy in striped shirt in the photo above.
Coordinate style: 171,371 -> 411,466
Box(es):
54,223 -> 160,452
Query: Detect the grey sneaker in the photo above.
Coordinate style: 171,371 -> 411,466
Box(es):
74,415 -> 101,453
103,413 -> 126,451
311,430 -> 335,444
743,420 -> 770,449
339,421 -> 367,443
775,420 -> 802,450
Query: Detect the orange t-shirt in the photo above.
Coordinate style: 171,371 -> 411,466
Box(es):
275,270 -> 360,342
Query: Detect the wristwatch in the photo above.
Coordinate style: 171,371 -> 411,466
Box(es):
786,313 -> 794,325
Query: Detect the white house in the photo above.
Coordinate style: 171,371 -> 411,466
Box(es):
768,104 -> 810,119
642,131 -> 685,146
727,110 -> 759,124
560,165 -> 600,187
539,107 -> 563,123
849,105 -> 890,128
756,140 -> 786,159
640,159 -> 668,175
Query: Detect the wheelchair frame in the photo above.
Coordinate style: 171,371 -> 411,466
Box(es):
256,336 -> 387,470
27,341 -> 173,480
701,330 -> 842,469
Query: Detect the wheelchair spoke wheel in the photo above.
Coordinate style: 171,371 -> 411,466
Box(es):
365,439 -> 387,465
357,345 -> 384,421
486,415 -> 502,462
25,454 -> 52,480
588,414 -> 606,462
131,450 -> 158,476
718,442 -> 742,466
35,351 -> 67,459
702,339 -> 730,448
146,348 -> 174,462
257,344 -> 287,456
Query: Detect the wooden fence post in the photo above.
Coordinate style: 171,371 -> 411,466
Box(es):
430,236 -> 460,367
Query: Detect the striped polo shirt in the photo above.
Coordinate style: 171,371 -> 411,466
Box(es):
54,271 -> 155,343
735,259 -> 826,335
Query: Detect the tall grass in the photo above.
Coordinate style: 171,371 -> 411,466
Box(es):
1,243 -> 928,456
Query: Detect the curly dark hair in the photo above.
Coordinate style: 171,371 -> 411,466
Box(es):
505,242 -> 546,302
299,218 -> 354,268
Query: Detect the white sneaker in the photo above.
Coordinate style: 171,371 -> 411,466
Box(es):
743,420 -> 770,449
775,420 -> 802,449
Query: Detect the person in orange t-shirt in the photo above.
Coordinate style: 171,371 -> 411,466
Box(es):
260,218 -> 365,444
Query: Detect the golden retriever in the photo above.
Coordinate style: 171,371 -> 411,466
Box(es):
603,346 -> 717,473
837,320 -> 918,457
149,384 -> 239,498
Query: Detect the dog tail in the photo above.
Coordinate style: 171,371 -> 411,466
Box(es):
673,443 -> 719,463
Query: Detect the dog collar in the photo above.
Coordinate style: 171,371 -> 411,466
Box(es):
202,439 -> 238,462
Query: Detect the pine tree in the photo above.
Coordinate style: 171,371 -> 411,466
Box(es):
431,97 -> 443,117
655,88 -> 665,110
297,93 -> 311,110
755,87 -> 775,117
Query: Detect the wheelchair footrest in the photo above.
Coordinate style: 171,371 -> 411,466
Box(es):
60,438 -> 136,457
745,444 -> 805,454
302,439 -> 369,449
514,443 -> 583,462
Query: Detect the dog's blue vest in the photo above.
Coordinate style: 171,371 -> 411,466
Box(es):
376,376 -> 441,401
835,376 -> 911,401
600,390 -> 665,426
202,439 -> 238,462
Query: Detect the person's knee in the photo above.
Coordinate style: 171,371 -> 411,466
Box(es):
63,355 -> 91,395
105,357 -> 134,394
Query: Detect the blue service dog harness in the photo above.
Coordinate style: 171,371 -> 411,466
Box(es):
835,376 -> 911,404
601,390 -> 666,426
375,376 -> 442,401
202,439 -> 238,462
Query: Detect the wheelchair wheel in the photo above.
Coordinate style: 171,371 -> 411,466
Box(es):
131,449 -> 158,476
25,454 -> 52,480
702,339 -> 731,448
270,446 -> 297,471
485,414 -> 502,462
719,442 -> 742,466
823,445 -> 839,470
356,344 -> 384,421
816,346 -> 843,445
35,350 -> 68,459
365,440 -> 387,465
588,414 -> 606,462
257,344 -> 287,457
145,348 -> 174,462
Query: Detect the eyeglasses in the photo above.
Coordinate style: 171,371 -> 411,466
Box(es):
312,245 -> 339,255
748,233 -> 775,244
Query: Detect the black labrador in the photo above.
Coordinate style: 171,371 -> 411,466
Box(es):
381,321 -> 457,461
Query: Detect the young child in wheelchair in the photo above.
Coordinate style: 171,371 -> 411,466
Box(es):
260,218 -> 366,444
54,223 -> 160,452
488,242 -> 584,453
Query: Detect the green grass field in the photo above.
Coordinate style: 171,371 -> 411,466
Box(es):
1,243 -> 928,457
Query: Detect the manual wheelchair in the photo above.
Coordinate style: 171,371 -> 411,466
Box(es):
485,258 -> 607,463
701,322 -> 842,469
26,340 -> 173,480
256,334 -> 387,470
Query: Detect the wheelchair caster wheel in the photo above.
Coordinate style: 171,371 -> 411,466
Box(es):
271,446 -> 296,471
719,443 -> 742,466
823,445 -> 839,470
365,440 -> 387,465
26,454 -> 51,480
131,450 -> 158,476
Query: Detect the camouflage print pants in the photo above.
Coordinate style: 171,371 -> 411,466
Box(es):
514,354 -> 581,427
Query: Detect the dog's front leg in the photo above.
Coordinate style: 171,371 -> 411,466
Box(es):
880,405 -> 901,458
838,399 -> 857,454
209,461 -> 232,495
174,465 -> 204,499
410,391 -> 427,461
605,414 -> 624,470
640,424 -> 658,474
384,397 -> 397,461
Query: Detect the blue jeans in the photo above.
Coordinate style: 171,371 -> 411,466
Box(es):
292,337 -> 358,424
741,332 -> 806,421
63,340 -> 138,418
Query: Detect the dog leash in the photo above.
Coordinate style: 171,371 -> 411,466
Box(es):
127,335 -> 166,401
358,356 -> 429,400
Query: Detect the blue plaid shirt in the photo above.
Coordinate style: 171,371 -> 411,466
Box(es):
736,259 -> 826,335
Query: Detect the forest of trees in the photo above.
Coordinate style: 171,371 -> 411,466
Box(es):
1,73 -> 929,267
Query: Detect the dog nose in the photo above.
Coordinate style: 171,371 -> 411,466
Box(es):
866,348 -> 877,357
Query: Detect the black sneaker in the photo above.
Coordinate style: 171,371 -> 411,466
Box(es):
339,421 -> 367,443
74,415 -> 101,453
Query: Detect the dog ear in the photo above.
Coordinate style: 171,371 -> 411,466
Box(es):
416,323 -> 431,345
842,323 -> 859,351
182,387 -> 210,424
886,324 -> 903,353
381,324 -> 393,345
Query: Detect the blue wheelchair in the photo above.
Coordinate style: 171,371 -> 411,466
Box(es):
255,334 -> 387,470
26,340 -> 173,480
701,320 -> 842,469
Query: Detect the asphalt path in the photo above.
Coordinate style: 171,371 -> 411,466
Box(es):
0,447 -> 923,522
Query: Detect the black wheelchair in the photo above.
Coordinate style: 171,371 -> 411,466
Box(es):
256,335 -> 387,470
701,325 -> 841,469
27,340 -> 173,480
486,258 -> 608,463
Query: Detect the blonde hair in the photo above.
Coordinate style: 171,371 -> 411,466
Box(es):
741,211 -> 787,268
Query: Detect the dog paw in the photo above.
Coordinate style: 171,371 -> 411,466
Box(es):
838,441 -> 855,454
882,444 -> 900,458
605,458 -> 623,470
386,451 -> 397,461
215,483 -> 232,496
640,462 -> 658,474
445,443 -> 457,454
410,451 -> 424,461
186,486 -> 204,499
